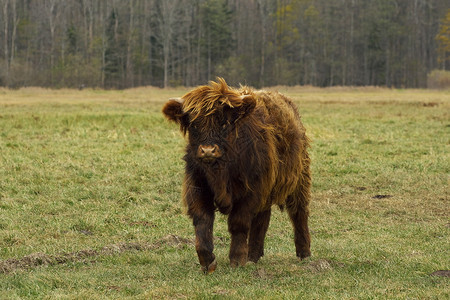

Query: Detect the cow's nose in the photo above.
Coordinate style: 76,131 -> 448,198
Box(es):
197,144 -> 222,161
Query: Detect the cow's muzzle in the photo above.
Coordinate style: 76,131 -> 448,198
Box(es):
197,144 -> 222,163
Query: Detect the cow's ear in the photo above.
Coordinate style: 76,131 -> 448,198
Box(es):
162,98 -> 189,133
162,98 -> 183,122
233,95 -> 256,122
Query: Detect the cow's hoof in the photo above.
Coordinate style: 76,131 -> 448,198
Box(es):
248,251 -> 263,263
297,249 -> 311,260
202,259 -> 217,274
230,258 -> 247,268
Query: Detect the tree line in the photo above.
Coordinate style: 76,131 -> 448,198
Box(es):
1,0 -> 449,89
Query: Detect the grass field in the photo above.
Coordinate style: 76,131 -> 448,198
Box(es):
0,86 -> 448,299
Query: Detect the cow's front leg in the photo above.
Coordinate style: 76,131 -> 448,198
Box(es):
192,209 -> 216,273
227,207 -> 252,267
184,174 -> 216,273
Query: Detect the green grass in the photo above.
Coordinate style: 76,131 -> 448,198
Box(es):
0,86 -> 448,299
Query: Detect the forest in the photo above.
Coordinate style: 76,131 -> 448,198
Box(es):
1,0 -> 449,89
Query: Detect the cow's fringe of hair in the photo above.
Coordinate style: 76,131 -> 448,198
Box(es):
181,77 -> 248,121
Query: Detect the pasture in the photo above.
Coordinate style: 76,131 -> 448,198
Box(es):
0,86 -> 448,299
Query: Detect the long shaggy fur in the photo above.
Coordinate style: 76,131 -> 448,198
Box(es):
179,78 -> 310,211
162,78 -> 311,272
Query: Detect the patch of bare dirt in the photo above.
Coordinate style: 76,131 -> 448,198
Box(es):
0,235 -> 193,274
153,234 -> 193,248
212,288 -> 233,296
302,259 -> 345,273
372,194 -> 393,199
252,266 -> 274,280
430,270 -> 450,277
422,102 -> 439,107
303,259 -> 332,272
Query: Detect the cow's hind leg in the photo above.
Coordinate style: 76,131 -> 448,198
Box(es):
286,195 -> 311,259
248,209 -> 271,263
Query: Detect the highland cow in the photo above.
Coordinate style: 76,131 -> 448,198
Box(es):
162,78 -> 311,273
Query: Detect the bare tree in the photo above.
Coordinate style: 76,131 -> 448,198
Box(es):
1,0 -> 9,82
155,0 -> 181,88
0,0 -> 448,88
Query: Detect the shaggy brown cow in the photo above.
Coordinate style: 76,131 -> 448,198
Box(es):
162,78 -> 311,273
